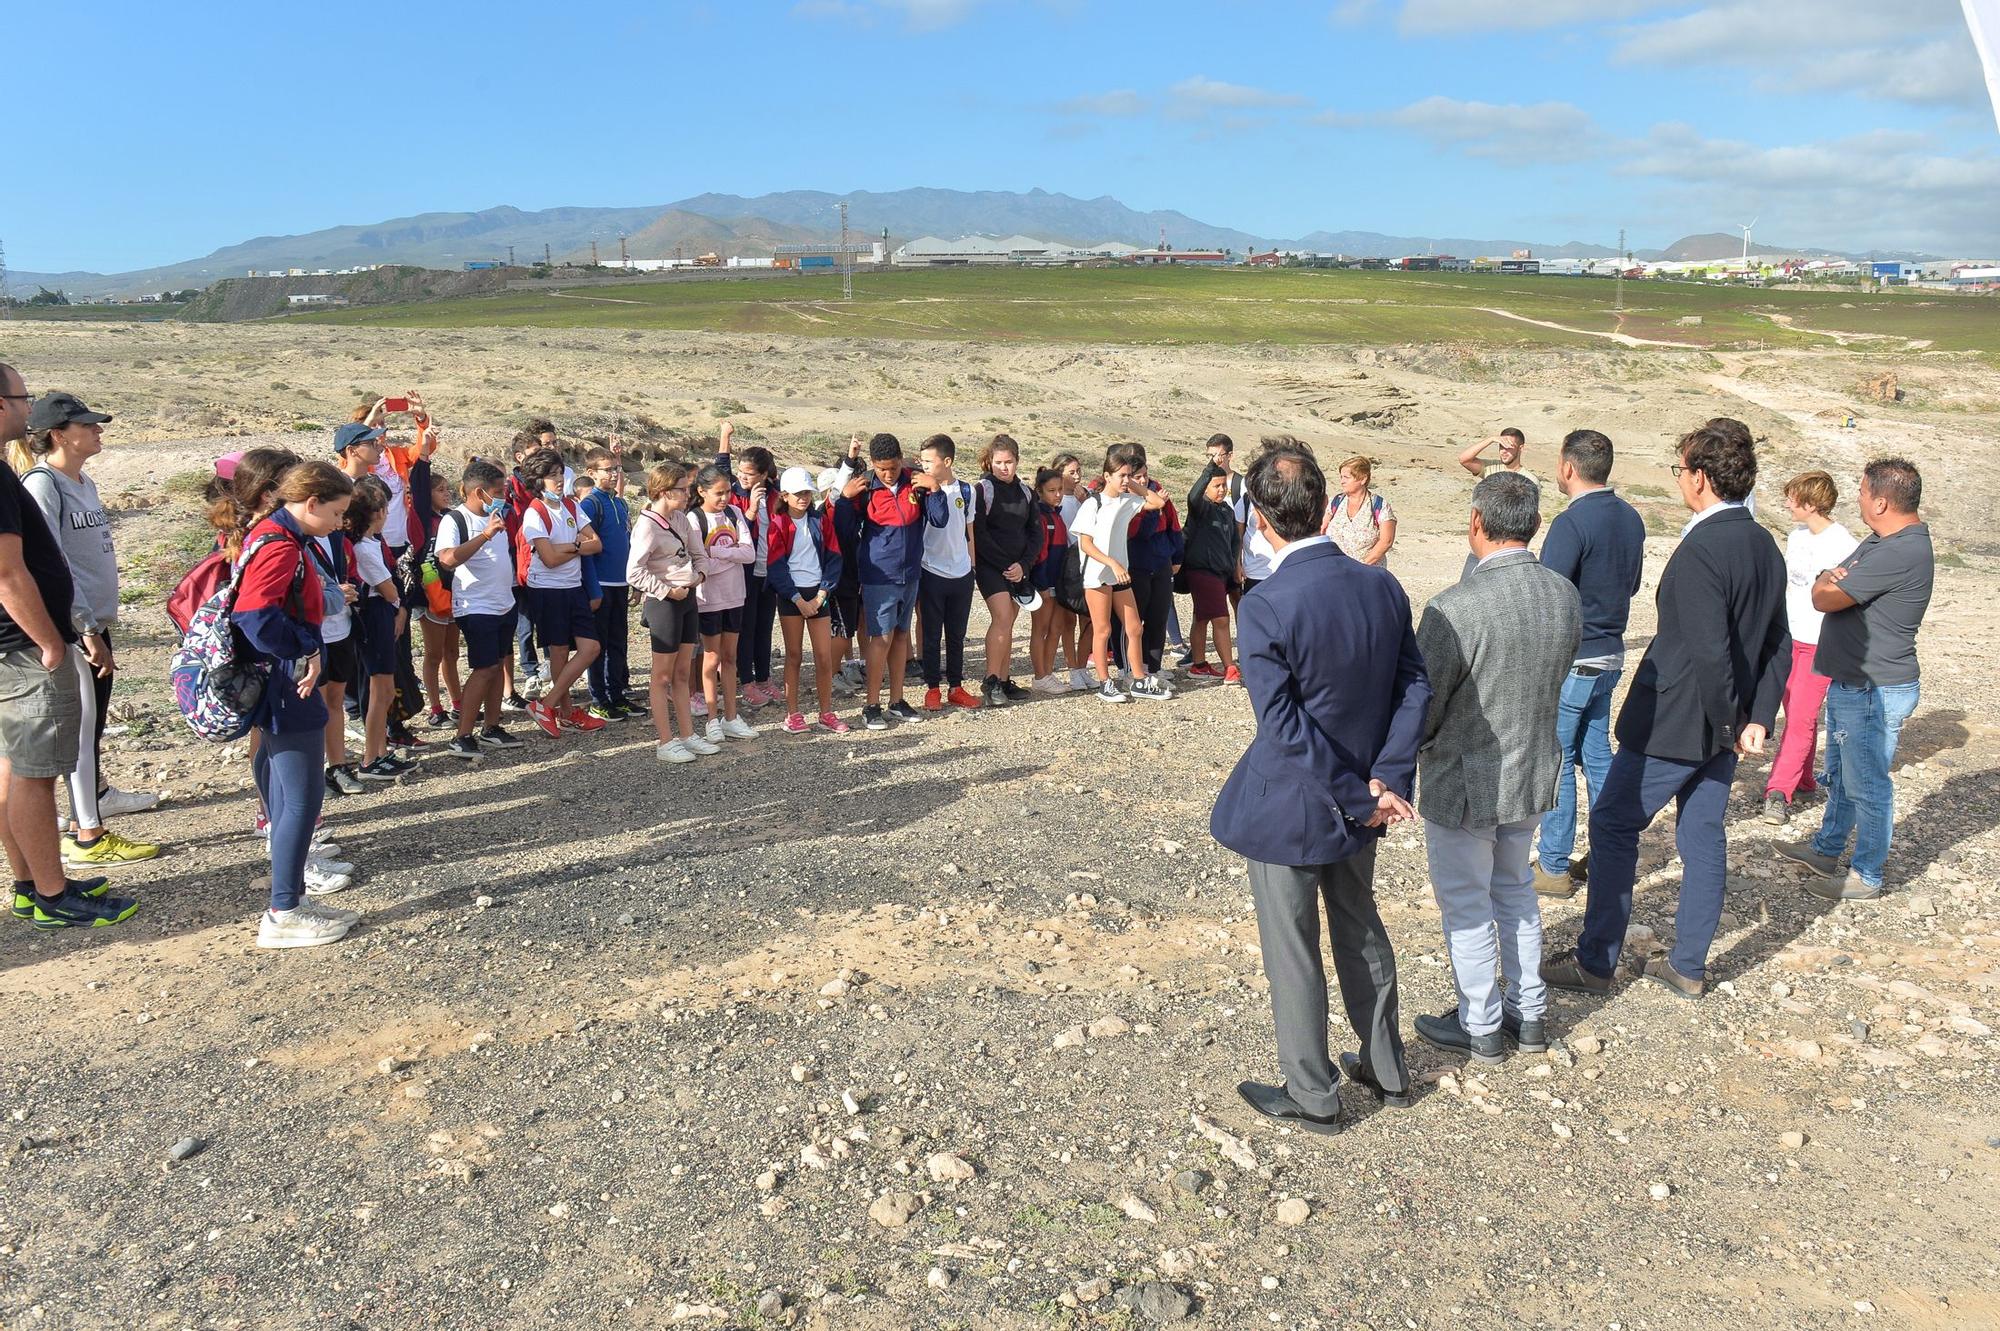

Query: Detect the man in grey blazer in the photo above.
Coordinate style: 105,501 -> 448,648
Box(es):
1414,472 -> 1582,1064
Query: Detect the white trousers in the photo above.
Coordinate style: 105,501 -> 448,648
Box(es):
1424,815 -> 1546,1035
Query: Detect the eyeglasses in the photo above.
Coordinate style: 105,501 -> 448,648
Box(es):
0,393 -> 29,403
1668,463 -> 1691,478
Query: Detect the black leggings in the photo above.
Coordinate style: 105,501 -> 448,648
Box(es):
735,573 -> 777,686
919,569 -> 975,688
1132,568 -> 1173,674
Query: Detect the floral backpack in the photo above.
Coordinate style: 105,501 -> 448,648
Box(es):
168,530 -> 305,742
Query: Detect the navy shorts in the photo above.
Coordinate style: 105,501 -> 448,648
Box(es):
862,580 -> 920,637
459,609 -> 519,671
528,584 -> 597,650
356,599 -> 399,677
321,635 -> 361,688
698,605 -> 744,637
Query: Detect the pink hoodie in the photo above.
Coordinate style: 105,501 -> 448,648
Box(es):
690,503 -> 754,611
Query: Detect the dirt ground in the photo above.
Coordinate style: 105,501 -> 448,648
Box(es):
0,322 -> 1996,1330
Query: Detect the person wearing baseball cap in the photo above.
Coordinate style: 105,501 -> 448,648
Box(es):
767,466 -> 849,735
16,392 -> 165,871
332,422 -> 386,457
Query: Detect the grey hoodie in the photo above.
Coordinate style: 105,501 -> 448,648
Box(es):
21,465 -> 118,632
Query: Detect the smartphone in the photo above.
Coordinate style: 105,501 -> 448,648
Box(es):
382,397 -> 410,413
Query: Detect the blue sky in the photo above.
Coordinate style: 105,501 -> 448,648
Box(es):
10,0 -> 1997,273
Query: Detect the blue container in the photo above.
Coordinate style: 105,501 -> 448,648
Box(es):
800,255 -> 835,270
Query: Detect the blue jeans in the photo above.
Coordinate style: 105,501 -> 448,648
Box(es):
1537,666 -> 1620,873
1576,747 -> 1738,981
253,726 -> 325,913
1811,680 -> 1920,890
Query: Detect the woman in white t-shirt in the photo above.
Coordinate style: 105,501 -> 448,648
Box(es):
1763,470 -> 1860,824
1074,444 -> 1169,703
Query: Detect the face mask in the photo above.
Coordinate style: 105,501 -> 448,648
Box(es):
484,497 -> 506,517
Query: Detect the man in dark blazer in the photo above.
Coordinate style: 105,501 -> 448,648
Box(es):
1211,444 -> 1431,1133
1544,421 -> 1789,1000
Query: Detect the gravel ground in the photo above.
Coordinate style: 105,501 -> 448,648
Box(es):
1,328 -> 1996,1330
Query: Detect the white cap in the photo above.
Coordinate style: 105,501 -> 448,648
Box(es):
780,465 -> 817,495
816,466 -> 846,494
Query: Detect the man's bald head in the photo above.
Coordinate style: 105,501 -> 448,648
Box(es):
0,363 -> 29,446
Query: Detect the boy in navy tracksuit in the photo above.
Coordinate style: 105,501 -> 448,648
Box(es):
1119,473 -> 1186,683
833,432 -> 945,729
579,447 -> 637,719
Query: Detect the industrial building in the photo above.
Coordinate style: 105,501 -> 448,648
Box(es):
891,235 -> 1140,266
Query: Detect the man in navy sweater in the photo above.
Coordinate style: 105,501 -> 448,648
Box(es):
1533,429 -> 1647,897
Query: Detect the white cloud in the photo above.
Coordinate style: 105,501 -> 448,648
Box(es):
1055,89 -> 1150,117
1379,95 -> 1604,161
1397,0 -> 1665,34
1167,76 -> 1311,110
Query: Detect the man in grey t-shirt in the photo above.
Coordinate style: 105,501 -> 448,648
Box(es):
1776,458 -> 1933,900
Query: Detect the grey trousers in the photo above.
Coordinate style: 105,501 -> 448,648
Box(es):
1247,845 -> 1407,1116
1424,815 -> 1546,1036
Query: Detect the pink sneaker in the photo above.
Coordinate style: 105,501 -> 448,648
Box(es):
691,695 -> 708,717
739,682 -> 767,708
782,712 -> 810,734
817,711 -> 850,734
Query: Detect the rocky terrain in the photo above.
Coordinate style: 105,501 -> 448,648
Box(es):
0,322 -> 1995,1330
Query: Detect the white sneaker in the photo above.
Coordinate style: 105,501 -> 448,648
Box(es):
307,853 -> 355,878
1031,673 -> 1067,694
303,864 -> 354,896
1069,667 -> 1094,692
261,829 -> 342,858
96,787 -> 161,818
683,733 -> 722,756
721,716 -> 759,741
704,719 -> 727,745
301,897 -> 360,926
258,907 -> 353,949
657,740 -> 698,764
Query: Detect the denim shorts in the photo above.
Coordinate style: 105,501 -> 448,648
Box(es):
862,580 -> 920,637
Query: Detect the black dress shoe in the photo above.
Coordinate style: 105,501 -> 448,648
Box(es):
1337,1052 -> 1413,1107
1415,1009 -> 1506,1066
1236,1081 -> 1345,1135
1500,1011 -> 1549,1052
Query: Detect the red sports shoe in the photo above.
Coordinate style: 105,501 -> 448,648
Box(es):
527,700 -> 563,738
1188,662 -> 1223,678
1223,666 -> 1243,685
563,706 -> 608,732
947,686 -> 981,709
817,711 -> 851,734
922,687 -> 943,712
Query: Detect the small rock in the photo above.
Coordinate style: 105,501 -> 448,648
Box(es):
1075,1275 -> 1113,1303
790,1062 -> 816,1084
868,1191 -> 923,1229
841,1089 -> 864,1116
1053,1025 -> 1088,1050
1261,1275 -> 1280,1291
1159,840 -> 1183,856
1274,1197 -> 1311,1226
1794,1040 -> 1823,1060
547,1202 -> 573,1219
474,895 -> 495,909
799,1143 -> 832,1171
819,978 -> 852,998
926,1151 -> 977,1183
1123,1280 -> 1193,1323
1769,980 -> 1793,999
1906,895 -> 1937,919
1780,1131 -> 1807,1151
168,1137 -> 205,1163
926,1266 -> 951,1290
1086,1015 -> 1132,1039
1572,1036 -> 1603,1056
755,1169 -> 780,1192
1171,1168 -> 1212,1195
1551,1122 -> 1572,1140
377,1056 -> 409,1076
1114,1193 -> 1159,1224
755,1291 -> 785,1320
1854,1300 -> 1876,1314
1648,1182 -> 1672,1201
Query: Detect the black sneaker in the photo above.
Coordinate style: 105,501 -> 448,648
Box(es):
12,876 -> 109,921
1000,677 -> 1029,703
477,726 -> 526,750
325,765 -> 367,796
445,735 -> 483,761
982,677 -> 1010,709
886,699 -> 922,723
356,756 -> 409,782
1415,1008 -> 1506,1066
426,708 -> 452,728
620,694 -> 650,715
862,705 -> 889,731
502,693 -> 530,713
387,725 -> 426,750
1500,1011 -> 1549,1052
31,884 -> 138,930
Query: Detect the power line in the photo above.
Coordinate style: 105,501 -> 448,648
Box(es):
837,200 -> 853,302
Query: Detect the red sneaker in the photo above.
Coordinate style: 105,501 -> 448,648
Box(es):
922,687 -> 943,712
947,686 -> 981,709
564,707 -> 608,733
1223,666 -> 1243,684
527,700 -> 562,738
817,711 -> 850,734
1188,662 -> 1223,678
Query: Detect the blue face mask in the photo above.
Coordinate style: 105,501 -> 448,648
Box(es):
484,496 -> 507,517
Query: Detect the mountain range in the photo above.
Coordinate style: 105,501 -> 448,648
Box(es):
6,189 -> 1928,299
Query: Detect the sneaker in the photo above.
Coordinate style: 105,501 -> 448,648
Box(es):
303,861 -> 355,894
426,708 -> 452,728
325,765 -> 367,796
831,673 -> 860,699
705,719 -> 728,745
923,687 -> 944,712
1223,666 -> 1243,685
1760,793 -> 1789,826
691,695 -> 708,718
1533,865 -> 1579,899
95,787 -> 162,818
863,705 -> 889,731
982,678 -> 1009,708
1173,647 -> 1195,668
305,852 -> 355,878
501,693 -> 529,713
1097,678 -> 1128,704
1187,662 -> 1223,679
386,723 -> 424,749
586,702 -> 622,723
1069,667 -> 1094,691
260,822 -> 339,858
1414,1008 -> 1506,1066
817,711 -> 850,734
32,885 -> 138,930
620,694 -> 650,715
62,830 -> 160,866
1774,840 -> 1841,877
682,732 -> 721,755
1000,678 -> 1029,703
299,897 -> 360,927
721,716 -> 759,741
526,700 -> 563,739
948,686 -> 982,710
356,756 -> 411,782
444,735 -> 483,761
783,712 -> 810,735
657,739 -> 697,763
887,700 -> 923,723
1806,870 -> 1884,902
1031,673 -> 1068,694
1499,1011 -> 1550,1052
257,906 -> 352,950
12,876 -> 109,921
841,659 -> 865,685
562,707 -> 608,733
1129,676 -> 1172,701
477,725 -> 526,749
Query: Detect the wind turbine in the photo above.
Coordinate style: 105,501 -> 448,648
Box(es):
1739,217 -> 1759,267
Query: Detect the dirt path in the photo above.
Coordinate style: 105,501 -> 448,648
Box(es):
1475,305 -> 1702,348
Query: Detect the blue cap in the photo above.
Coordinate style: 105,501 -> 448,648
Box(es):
333,422 -> 386,453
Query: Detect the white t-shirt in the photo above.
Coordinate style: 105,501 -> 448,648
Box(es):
443,504 -> 516,618
787,518 -> 823,593
314,536 -> 351,644
371,453 -> 410,549
520,496 -> 587,590
1785,521 -> 1860,646
1079,492 -> 1142,589
355,535 -> 393,591
922,479 -> 974,578
1059,493 -> 1083,543
1233,491 -> 1275,581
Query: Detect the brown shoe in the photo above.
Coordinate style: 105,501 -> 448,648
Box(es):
1641,956 -> 1703,1000
1541,948 -> 1613,995
1807,870 -> 1883,902
1569,853 -> 1589,883
1534,865 -> 1579,899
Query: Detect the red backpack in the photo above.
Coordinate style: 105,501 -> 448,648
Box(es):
514,496 -> 580,584
167,544 -> 230,637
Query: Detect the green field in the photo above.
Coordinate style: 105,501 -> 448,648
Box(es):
5,302 -> 189,323
278,266 -> 2000,352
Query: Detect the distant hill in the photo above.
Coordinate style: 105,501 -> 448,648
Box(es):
1653,232 -> 1839,262
8,189 -> 1940,299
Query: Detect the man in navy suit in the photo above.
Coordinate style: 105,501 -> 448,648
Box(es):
1211,444 -> 1431,1133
